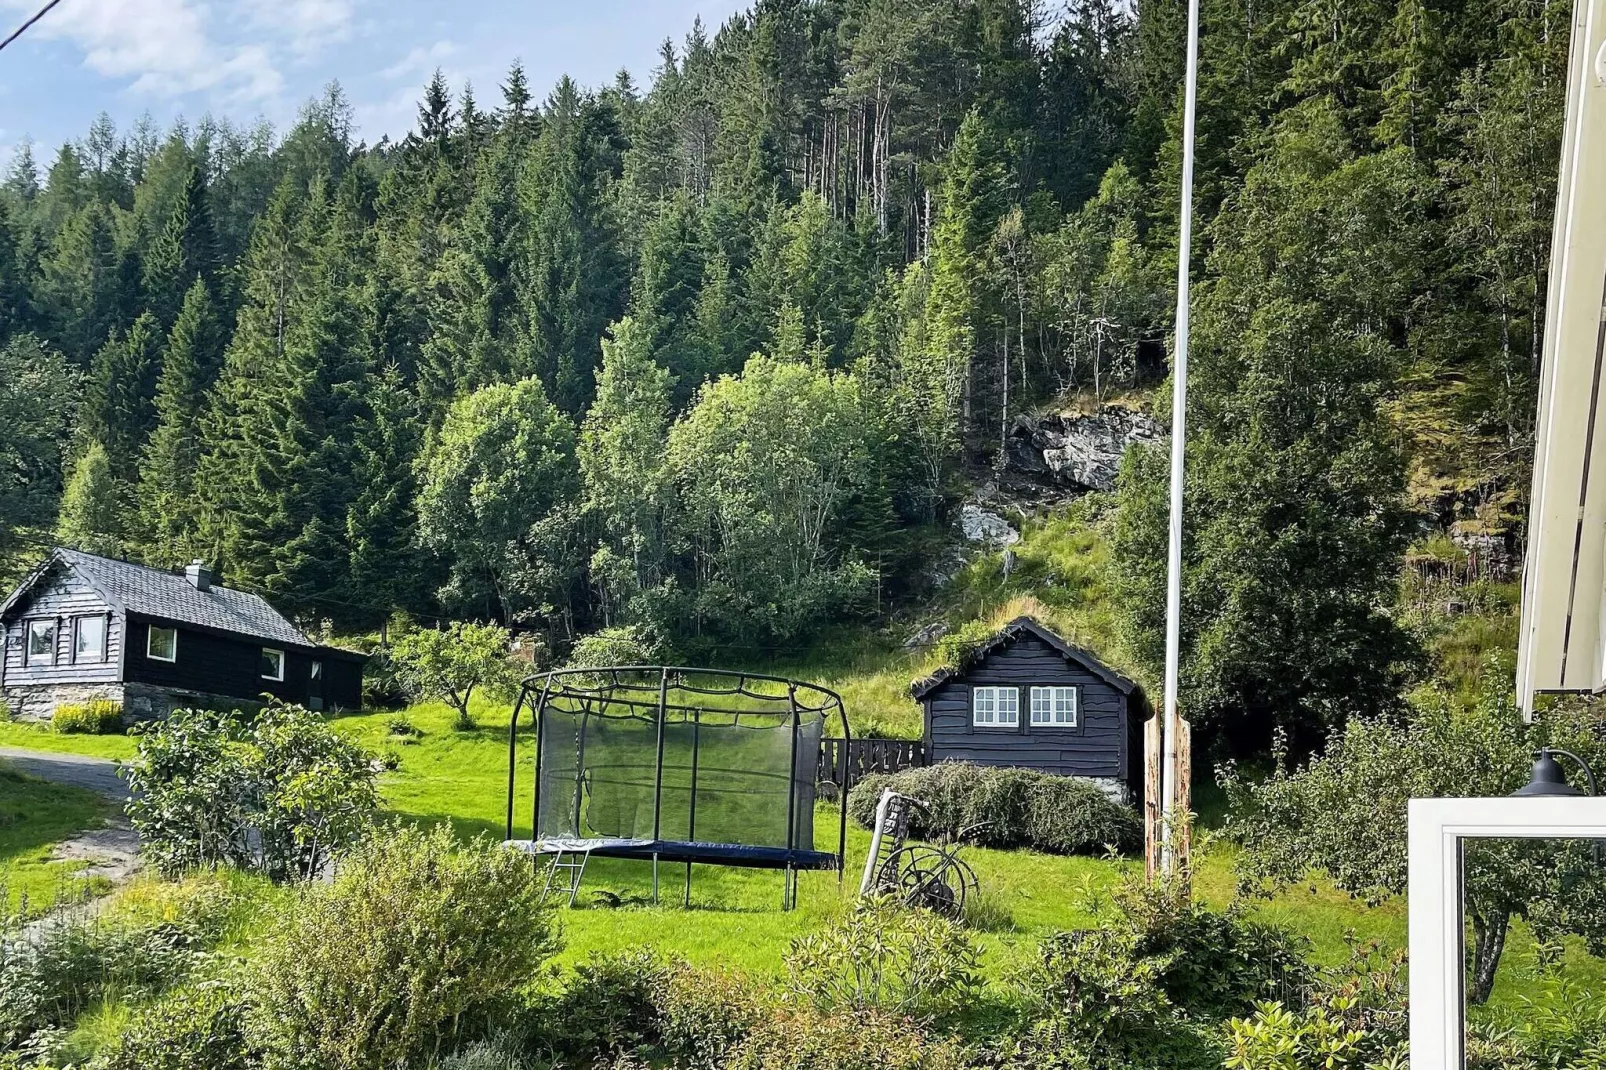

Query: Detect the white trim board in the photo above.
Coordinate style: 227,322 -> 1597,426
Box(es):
1408,796 -> 1606,1068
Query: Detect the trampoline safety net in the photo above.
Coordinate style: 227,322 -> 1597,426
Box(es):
516,667 -> 845,869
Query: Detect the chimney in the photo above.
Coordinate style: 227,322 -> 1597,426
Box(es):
184,560 -> 214,592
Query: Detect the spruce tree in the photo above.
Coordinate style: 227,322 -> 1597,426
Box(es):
138,278 -> 223,563
141,165 -> 220,328
42,201 -> 123,365
345,364 -> 423,622
58,442 -> 126,557
82,312 -> 162,486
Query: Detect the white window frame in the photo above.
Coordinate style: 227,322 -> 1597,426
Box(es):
25,619 -> 56,667
260,648 -> 285,682
146,625 -> 177,663
73,615 -> 107,664
1409,796 -> 1606,1068
972,685 -> 1019,727
1030,685 -> 1078,727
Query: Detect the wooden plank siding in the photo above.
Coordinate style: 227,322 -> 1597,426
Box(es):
922,632 -> 1129,782
124,616 -> 323,706
1,573 -> 119,687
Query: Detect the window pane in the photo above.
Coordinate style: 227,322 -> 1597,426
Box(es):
148,627 -> 175,660
310,660 -> 322,680
974,688 -> 994,723
999,688 -> 1018,724
27,620 -> 54,661
260,649 -> 283,679
75,617 -> 105,661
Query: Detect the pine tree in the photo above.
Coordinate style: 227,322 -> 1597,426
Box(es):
42,201 -> 124,364
57,441 -> 126,557
138,278 -> 223,563
345,364 -> 423,622
417,70 -> 455,151
141,165 -> 220,328
0,198 -> 34,343
82,312 -> 162,487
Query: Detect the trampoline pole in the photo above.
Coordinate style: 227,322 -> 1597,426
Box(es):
836,698 -> 851,882
784,684 -> 800,912
531,675 -> 553,845
686,706 -> 700,908
506,685 -> 527,841
652,668 -> 669,905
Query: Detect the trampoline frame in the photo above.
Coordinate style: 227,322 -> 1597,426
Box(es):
504,666 -> 852,909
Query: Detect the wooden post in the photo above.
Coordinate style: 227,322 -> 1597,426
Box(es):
1172,715 -> 1192,892
1144,715 -> 1163,883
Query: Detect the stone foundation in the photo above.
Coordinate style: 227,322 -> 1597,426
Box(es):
1083,776 -> 1130,805
2,681 -> 261,725
1,682 -> 125,723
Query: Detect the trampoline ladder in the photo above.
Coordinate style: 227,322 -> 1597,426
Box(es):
542,847 -> 594,907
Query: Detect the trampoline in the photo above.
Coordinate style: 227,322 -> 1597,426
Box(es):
504,666 -> 851,908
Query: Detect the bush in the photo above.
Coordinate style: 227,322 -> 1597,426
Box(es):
785,898 -> 981,1021
848,763 -> 1141,856
654,963 -> 767,1069
527,948 -> 671,1060
124,703 -> 378,881
1224,942 -> 1408,1070
727,1008 -> 970,1070
52,700 -> 122,734
1009,879 -> 1310,1070
436,1036 -> 539,1070
249,825 -> 559,1070
566,625 -> 664,671
93,982 -> 254,1070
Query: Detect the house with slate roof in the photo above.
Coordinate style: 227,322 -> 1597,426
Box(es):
910,616 -> 1145,801
0,547 -> 364,723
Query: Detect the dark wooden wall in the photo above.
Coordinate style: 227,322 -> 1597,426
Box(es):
1,571 -> 120,687
922,632 -> 1128,783
124,616 -> 362,710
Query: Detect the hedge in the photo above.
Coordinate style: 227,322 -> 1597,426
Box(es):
847,762 -> 1141,855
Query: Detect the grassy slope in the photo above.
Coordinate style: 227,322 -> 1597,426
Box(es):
0,720 -> 139,759
0,760 -> 112,914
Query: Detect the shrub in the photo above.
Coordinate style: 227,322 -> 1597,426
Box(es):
386,714 -> 422,739
654,963 -> 767,1069
93,981 -> 254,1070
785,898 -> 981,1021
249,825 -> 558,1070
52,700 -> 122,734
1224,942 -> 1408,1070
566,626 -> 664,671
527,948 -> 671,1060
727,1007 -> 970,1070
849,763 -> 1141,856
436,1036 -> 539,1070
124,703 -> 377,881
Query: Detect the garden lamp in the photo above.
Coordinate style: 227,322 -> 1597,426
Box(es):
1512,748 -> 1598,797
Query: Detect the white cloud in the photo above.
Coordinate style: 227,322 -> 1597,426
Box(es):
0,0 -> 286,104
245,0 -> 356,57
380,38 -> 456,82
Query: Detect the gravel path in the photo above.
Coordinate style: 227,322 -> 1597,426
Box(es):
0,747 -> 129,800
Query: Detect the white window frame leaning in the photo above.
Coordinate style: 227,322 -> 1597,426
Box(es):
73,615 -> 106,664
1408,796 -> 1606,1069
1030,686 -> 1078,727
25,619 -> 55,666
972,686 -> 1019,727
260,648 -> 285,682
146,625 -> 177,663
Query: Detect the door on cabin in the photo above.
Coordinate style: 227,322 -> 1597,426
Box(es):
308,659 -> 324,712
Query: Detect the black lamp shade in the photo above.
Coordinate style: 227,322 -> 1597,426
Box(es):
1513,750 -> 1589,797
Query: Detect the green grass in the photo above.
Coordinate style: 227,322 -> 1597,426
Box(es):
0,759 -> 113,915
0,718 -> 139,760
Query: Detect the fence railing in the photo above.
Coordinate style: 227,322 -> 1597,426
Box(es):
817,737 -> 927,790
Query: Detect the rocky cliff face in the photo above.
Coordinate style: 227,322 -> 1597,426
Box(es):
1004,406 -> 1164,495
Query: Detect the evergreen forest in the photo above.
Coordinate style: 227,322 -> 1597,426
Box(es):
0,0 -> 1572,751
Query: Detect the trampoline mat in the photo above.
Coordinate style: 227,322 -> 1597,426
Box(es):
504,838 -> 840,871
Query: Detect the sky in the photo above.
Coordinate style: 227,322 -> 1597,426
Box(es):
0,0 -> 748,171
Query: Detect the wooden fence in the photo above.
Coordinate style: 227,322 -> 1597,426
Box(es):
817,738 -> 927,790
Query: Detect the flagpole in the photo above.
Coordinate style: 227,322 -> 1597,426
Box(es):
1162,0 -> 1203,877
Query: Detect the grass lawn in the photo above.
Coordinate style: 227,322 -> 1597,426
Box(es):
0,719 -> 139,760
0,759 -> 114,915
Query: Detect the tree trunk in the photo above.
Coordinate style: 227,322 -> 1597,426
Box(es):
1468,908 -> 1509,1005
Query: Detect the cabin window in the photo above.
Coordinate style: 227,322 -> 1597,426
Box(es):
73,616 -> 106,663
973,686 -> 1019,726
147,626 -> 177,662
310,660 -> 323,680
1030,686 -> 1078,727
260,648 -> 285,682
25,619 -> 55,666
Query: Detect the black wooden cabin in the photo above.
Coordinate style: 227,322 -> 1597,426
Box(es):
911,617 -> 1143,800
0,548 -> 364,722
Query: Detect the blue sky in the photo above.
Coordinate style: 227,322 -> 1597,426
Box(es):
0,0 -> 748,170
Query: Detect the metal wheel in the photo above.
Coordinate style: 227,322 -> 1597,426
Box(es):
876,844 -> 978,918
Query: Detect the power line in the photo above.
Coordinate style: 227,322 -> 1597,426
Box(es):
0,0 -> 66,54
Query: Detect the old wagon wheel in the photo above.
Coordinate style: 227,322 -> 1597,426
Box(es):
876,844 -> 978,918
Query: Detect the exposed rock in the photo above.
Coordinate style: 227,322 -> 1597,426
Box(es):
1006,406 -> 1164,494
959,503 -> 1020,547
1450,530 -> 1518,581
904,621 -> 950,650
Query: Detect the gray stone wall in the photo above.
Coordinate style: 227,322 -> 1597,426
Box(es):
1,682 -> 125,723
